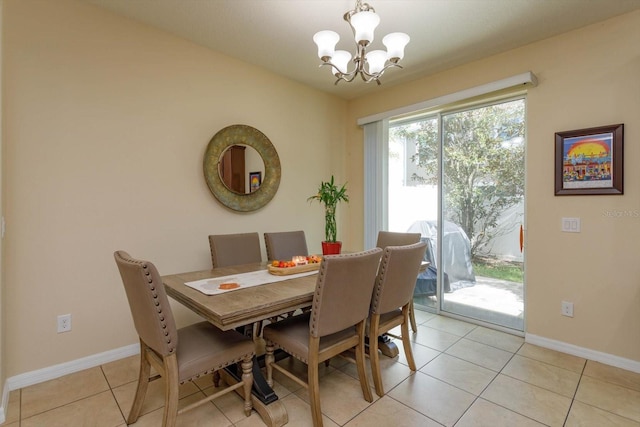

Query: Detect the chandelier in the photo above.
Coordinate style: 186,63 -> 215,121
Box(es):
313,0 -> 410,85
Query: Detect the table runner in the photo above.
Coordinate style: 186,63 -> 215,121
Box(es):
185,269 -> 318,295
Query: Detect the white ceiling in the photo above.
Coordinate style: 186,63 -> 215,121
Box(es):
84,0 -> 640,100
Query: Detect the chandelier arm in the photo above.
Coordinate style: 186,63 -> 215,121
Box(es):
359,72 -> 382,85
319,62 -> 359,85
359,62 -> 404,84
335,67 -> 359,83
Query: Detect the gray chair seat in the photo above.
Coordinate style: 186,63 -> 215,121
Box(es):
176,321 -> 255,383
262,312 -> 359,363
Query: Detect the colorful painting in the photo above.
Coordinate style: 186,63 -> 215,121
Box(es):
249,171 -> 261,193
555,124 -> 623,195
562,133 -> 613,189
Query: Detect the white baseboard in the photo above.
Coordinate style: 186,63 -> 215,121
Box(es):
526,333 -> 640,374
5,343 -> 140,393
0,343 -> 139,424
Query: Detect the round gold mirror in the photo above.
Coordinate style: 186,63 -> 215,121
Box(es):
204,125 -> 280,212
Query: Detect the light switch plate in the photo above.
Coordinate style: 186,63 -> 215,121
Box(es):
561,217 -> 580,233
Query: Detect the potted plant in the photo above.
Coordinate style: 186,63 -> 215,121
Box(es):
308,175 -> 349,255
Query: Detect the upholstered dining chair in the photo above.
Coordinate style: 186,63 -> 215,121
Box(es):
263,248 -> 383,427
264,230 -> 309,261
375,231 -> 422,332
208,232 -> 262,268
375,231 -> 421,249
369,241 -> 427,397
114,251 -> 255,427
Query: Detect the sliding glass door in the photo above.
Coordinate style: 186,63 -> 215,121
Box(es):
388,97 -> 525,331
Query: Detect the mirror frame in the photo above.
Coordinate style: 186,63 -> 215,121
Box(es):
203,124 -> 281,212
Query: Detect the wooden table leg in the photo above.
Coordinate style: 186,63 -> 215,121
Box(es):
220,367 -> 288,427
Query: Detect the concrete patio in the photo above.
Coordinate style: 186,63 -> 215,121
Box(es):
414,275 -> 524,331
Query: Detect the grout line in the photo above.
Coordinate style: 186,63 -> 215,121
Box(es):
100,365 -> 127,424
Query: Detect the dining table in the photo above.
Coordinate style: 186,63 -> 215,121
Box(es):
162,261 -> 318,427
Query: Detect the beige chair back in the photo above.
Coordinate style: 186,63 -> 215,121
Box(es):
264,230 -> 309,261
208,232 -> 262,268
114,250 -> 178,357
310,248 -> 383,338
376,231 -> 421,249
371,242 -> 427,315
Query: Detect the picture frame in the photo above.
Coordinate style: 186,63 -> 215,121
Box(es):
249,171 -> 262,193
554,124 -> 623,196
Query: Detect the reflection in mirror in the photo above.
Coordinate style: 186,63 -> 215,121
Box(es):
218,144 -> 265,195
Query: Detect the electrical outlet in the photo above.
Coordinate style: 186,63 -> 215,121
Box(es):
57,314 -> 72,333
561,301 -> 574,317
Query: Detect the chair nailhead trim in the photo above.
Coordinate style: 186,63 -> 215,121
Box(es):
140,261 -> 176,353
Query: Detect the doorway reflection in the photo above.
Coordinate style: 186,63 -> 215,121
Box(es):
218,144 -> 265,195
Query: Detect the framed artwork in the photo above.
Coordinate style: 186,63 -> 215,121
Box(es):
249,171 -> 262,193
554,124 -> 623,195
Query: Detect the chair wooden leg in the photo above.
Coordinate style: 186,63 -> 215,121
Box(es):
355,321 -> 373,402
409,300 -> 418,333
241,356 -> 253,416
163,354 -> 180,427
368,315 -> 385,397
308,337 -> 323,427
127,341 -> 151,424
402,306 -> 417,371
265,342 -> 275,387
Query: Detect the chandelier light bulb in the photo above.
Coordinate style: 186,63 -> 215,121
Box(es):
350,10 -> 380,45
313,30 -> 340,61
383,32 -> 410,63
331,50 -> 352,75
365,50 -> 387,74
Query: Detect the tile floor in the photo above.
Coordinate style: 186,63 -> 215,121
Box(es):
5,312 -> 640,426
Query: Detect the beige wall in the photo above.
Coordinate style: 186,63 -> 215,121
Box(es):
1,0 -> 347,376
346,11 -> 640,362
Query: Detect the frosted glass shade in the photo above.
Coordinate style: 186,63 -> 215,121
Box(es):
350,11 -> 380,45
313,30 -> 340,60
366,50 -> 387,74
383,32 -> 410,62
332,50 -> 352,75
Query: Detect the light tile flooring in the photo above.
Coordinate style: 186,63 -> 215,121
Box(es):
5,312 -> 640,426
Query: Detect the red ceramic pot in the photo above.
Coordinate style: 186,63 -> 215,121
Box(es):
321,241 -> 342,255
